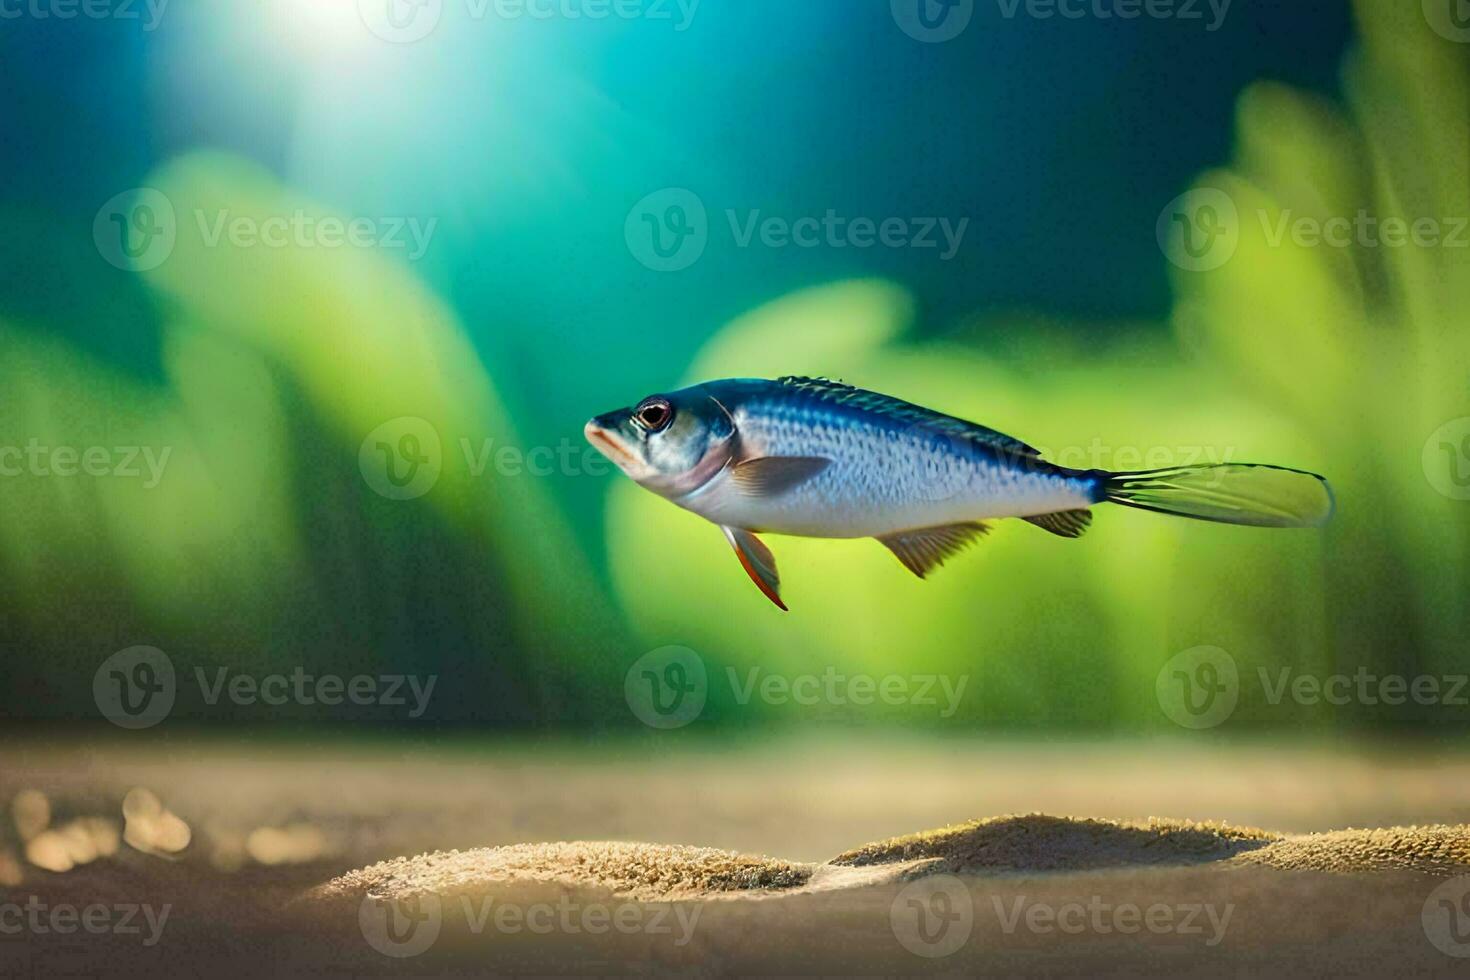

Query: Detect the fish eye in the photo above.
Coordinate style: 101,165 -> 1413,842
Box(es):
633,398 -> 674,433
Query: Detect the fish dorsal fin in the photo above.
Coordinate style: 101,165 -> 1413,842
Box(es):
729,456 -> 832,497
1023,508 -> 1093,539
777,377 -> 1039,458
721,526 -> 787,610
876,522 -> 990,579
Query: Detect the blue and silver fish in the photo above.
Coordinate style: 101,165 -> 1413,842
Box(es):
584,377 -> 1333,610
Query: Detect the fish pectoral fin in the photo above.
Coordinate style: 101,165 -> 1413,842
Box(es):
876,522 -> 990,579
721,526 -> 788,611
728,456 -> 832,497
1022,508 -> 1093,538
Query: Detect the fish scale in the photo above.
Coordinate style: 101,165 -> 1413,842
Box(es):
714,393 -> 1097,537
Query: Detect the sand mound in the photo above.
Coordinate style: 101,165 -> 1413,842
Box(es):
308,814 -> 1470,910
1236,824 -> 1470,875
309,841 -> 814,903
829,813 -> 1280,873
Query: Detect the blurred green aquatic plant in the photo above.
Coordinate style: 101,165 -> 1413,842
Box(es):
1171,0 -> 1470,705
0,152 -> 628,722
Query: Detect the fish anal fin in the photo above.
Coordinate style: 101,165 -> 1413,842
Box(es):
729,456 -> 832,497
876,522 -> 990,579
1023,508 -> 1093,539
721,526 -> 787,611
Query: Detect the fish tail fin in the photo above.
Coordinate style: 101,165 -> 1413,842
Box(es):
1100,463 -> 1334,528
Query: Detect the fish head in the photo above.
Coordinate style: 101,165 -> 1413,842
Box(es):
584,385 -> 737,497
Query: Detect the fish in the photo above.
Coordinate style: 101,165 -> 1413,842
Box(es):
584,377 -> 1334,610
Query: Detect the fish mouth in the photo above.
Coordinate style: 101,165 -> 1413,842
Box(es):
584,420 -> 637,470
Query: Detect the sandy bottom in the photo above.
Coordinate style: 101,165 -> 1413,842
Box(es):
3,732 -> 1470,976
